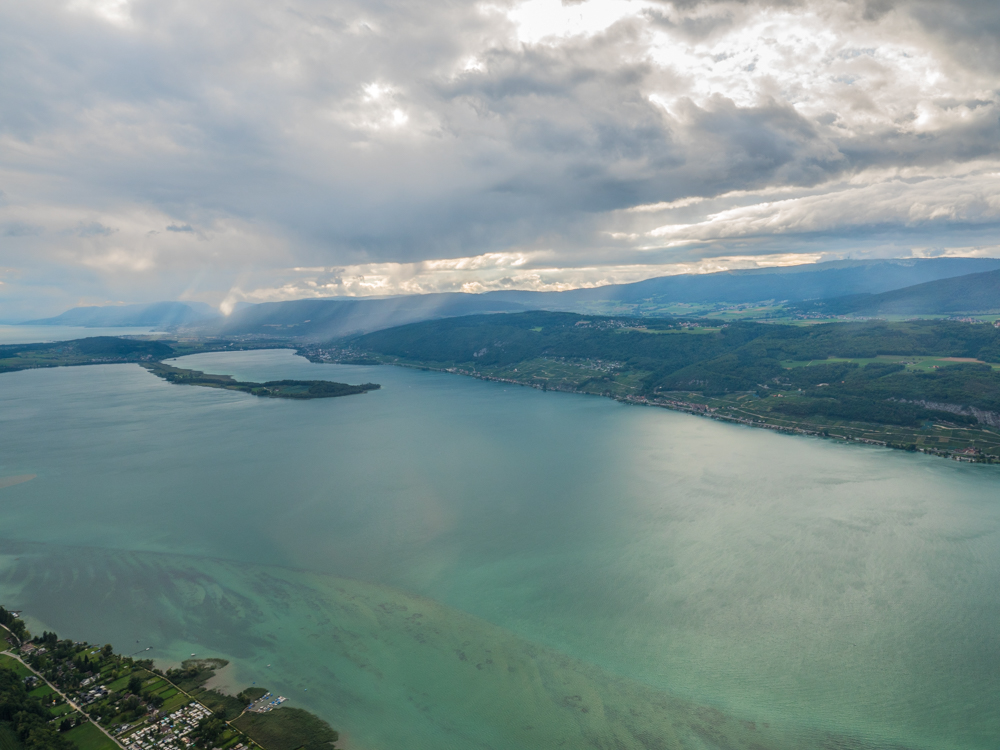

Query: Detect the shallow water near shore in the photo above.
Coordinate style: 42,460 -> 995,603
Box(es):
0,349 -> 998,749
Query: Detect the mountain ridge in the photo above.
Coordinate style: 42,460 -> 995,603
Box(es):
796,268 -> 1000,316
24,301 -> 219,328
22,257 -> 1000,338
208,257 -> 1000,338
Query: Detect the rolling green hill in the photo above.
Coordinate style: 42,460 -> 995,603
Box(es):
335,311 -> 1000,457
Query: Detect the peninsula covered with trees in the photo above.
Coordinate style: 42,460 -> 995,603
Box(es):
0,337 -> 379,401
142,361 -> 379,399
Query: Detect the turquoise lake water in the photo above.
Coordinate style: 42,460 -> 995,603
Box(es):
0,349 -> 997,749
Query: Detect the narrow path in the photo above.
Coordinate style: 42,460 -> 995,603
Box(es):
1,623 -> 260,746
1,650 -> 125,748
0,622 -> 21,648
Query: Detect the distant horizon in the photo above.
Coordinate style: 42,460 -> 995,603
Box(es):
13,253 -> 1000,322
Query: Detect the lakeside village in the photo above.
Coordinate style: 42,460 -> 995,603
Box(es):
433,365 -> 999,463
0,607 -> 322,750
619,394 -> 992,462
301,336 -> 1000,462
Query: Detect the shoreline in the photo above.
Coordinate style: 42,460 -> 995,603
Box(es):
383,360 -> 999,464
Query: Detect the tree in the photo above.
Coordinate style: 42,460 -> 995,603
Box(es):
192,716 -> 226,748
101,644 -> 114,658
128,675 -> 144,695
0,665 -> 74,749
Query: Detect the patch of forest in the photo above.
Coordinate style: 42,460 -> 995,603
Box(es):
345,311 -> 1000,437
142,362 -> 380,399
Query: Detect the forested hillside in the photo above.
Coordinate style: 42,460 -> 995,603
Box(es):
348,311 -> 1000,399
339,312 -> 1000,455
0,337 -> 175,371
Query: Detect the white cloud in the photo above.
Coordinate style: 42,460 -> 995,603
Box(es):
1,0 -> 999,316
224,248 -> 830,307
507,0 -> 656,44
647,167 -> 1000,243
69,0 -> 132,27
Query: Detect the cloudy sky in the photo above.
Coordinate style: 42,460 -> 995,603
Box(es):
2,0 -> 1000,317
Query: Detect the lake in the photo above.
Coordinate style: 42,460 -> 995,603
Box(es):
0,348 -> 997,749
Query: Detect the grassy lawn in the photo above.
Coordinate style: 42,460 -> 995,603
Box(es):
104,674 -> 131,692
0,656 -> 32,678
65,722 -> 118,750
27,683 -> 54,699
0,723 -> 23,750
213,729 -> 244,749
160,692 -> 192,713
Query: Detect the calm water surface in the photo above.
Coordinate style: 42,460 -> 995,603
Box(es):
0,349 -> 997,749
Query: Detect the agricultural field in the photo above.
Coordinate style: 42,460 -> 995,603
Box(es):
64,723 -> 118,750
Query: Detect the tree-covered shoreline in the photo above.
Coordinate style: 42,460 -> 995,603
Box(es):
330,311 -> 1000,460
0,609 -> 339,750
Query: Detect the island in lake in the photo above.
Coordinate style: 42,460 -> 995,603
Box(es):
0,337 -> 379,400
142,361 -> 380,399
